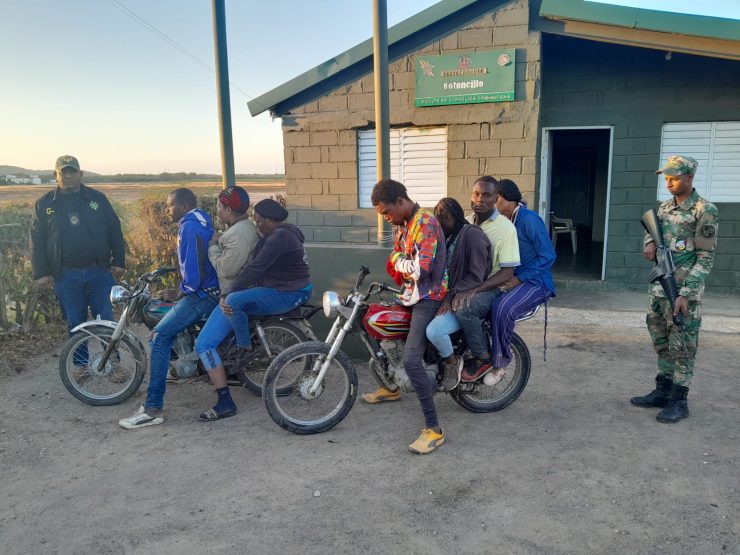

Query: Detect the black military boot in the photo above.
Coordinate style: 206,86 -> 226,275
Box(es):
630,375 -> 672,408
656,384 -> 690,423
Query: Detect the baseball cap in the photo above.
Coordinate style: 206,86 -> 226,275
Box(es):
656,155 -> 698,176
218,186 -> 250,214
55,155 -> 81,172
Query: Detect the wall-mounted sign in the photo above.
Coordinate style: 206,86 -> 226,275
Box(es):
415,49 -> 516,107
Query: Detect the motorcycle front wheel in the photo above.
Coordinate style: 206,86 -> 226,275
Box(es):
59,325 -> 146,406
450,332 -> 531,413
263,341 -> 357,435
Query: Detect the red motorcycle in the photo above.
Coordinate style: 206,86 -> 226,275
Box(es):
262,266 -> 536,434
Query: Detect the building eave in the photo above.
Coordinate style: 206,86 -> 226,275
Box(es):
248,0 -> 508,117
537,0 -> 740,61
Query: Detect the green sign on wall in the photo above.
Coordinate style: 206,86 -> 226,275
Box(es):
415,49 -> 516,107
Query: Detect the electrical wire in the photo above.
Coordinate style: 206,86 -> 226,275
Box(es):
105,0 -> 255,101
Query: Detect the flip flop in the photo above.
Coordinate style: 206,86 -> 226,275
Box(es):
198,407 -> 237,421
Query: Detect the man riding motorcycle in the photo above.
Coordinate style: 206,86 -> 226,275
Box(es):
119,188 -> 221,429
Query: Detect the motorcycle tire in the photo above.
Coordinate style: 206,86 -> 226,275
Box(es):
237,320 -> 309,398
263,341 -> 357,435
450,332 -> 531,413
59,325 -> 146,406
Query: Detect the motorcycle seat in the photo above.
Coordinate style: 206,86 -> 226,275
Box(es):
252,304 -> 322,321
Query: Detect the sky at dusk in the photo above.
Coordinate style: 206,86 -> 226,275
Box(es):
2,0 -> 738,175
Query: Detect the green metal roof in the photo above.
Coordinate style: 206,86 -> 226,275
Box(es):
248,0 -> 503,117
249,0 -> 740,117
539,0 -> 740,43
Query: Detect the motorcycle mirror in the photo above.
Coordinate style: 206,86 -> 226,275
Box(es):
355,266 -> 371,289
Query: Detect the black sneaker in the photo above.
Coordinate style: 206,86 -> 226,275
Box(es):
233,346 -> 256,370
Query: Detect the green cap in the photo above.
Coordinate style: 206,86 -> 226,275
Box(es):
55,155 -> 80,171
656,155 -> 698,176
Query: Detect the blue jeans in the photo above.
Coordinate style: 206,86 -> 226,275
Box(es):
196,286 -> 312,371
426,310 -> 462,358
54,267 -> 115,365
145,293 -> 217,410
55,267 -> 115,331
455,289 -> 503,359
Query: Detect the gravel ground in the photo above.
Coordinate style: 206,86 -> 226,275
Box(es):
0,298 -> 738,554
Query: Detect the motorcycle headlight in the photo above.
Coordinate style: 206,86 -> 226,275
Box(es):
110,285 -> 132,305
322,291 -> 344,318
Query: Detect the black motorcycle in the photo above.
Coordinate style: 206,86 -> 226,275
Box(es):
59,267 -> 320,406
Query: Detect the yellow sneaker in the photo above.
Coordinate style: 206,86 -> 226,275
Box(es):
361,387 -> 401,404
408,428 -> 445,454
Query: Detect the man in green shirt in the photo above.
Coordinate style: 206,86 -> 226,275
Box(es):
453,175 -> 520,382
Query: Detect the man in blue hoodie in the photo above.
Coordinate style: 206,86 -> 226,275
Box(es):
120,188 -> 219,429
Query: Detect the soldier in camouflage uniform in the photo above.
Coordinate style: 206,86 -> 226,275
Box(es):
631,155 -> 719,423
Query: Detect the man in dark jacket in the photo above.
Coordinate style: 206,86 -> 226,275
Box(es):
30,155 -> 125,346
195,199 -> 312,421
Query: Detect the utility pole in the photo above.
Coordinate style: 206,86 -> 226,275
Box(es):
372,0 -> 391,244
212,0 -> 236,189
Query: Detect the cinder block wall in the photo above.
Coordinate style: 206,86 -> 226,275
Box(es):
542,35 -> 740,294
281,0 -> 542,243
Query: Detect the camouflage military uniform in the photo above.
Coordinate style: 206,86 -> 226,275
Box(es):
645,189 -> 719,387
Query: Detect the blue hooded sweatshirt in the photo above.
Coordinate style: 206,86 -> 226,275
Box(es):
178,208 -> 219,296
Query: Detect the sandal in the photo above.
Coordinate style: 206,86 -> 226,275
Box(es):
199,407 -> 237,421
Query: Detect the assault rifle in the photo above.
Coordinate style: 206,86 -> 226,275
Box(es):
641,209 -> 684,327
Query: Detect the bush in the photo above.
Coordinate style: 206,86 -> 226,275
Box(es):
0,189 -> 287,335
0,203 -> 64,334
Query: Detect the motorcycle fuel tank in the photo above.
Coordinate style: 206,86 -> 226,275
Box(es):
143,298 -> 176,328
362,303 -> 412,340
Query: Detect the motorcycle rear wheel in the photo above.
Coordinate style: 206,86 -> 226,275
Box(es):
59,326 -> 146,406
263,341 -> 357,435
227,320 -> 309,397
450,332 -> 531,413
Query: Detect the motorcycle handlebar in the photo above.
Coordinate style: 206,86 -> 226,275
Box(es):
361,281 -> 402,300
142,266 -> 178,283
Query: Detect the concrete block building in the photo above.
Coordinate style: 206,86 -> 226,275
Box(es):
249,0 -> 740,295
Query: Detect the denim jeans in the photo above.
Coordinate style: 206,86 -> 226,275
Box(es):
145,293 -> 217,410
195,307 -> 234,371
455,289 -> 503,359
54,267 -> 115,365
196,286 -> 312,371
425,310 -> 462,358
227,286 -> 312,347
55,267 -> 115,331
404,298 -> 441,429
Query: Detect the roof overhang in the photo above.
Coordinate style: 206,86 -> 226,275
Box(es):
247,0 -> 509,117
537,0 -> 740,61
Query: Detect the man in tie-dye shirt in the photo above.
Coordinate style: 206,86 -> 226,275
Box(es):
363,179 -> 448,454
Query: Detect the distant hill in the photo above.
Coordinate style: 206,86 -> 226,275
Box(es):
1,165 -> 283,183
0,165 -> 54,176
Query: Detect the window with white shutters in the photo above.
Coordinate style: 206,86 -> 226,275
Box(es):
657,122 -> 740,203
358,127 -> 447,208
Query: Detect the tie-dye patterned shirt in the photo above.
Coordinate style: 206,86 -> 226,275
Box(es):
387,206 -> 448,306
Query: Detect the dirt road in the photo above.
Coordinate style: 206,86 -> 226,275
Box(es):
0,300 -> 738,554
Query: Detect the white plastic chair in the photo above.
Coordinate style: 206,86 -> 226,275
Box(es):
550,214 -> 577,254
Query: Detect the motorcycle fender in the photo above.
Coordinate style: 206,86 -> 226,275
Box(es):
69,321 -> 149,370
70,319 -> 119,334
